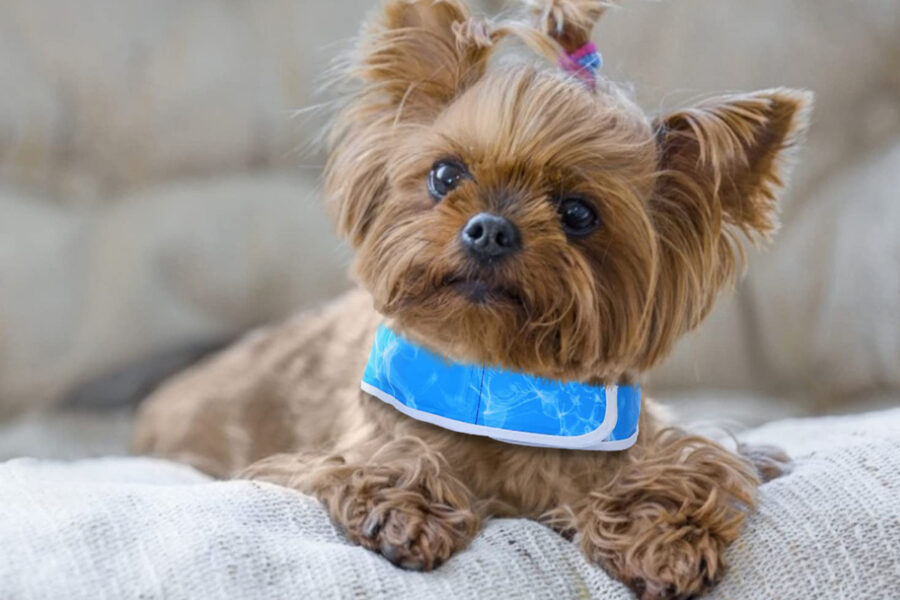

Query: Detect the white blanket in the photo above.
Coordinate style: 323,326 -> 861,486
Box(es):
1,409 -> 899,600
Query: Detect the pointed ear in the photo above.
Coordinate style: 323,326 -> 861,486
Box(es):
355,0 -> 493,119
654,88 -> 812,238
327,0 -> 493,244
637,90 -> 812,370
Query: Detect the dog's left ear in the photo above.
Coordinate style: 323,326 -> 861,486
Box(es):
653,89 -> 813,239
638,89 -> 811,369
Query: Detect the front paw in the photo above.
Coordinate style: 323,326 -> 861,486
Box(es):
329,456 -> 480,571
579,430 -> 758,599
611,521 -> 725,600
350,496 -> 476,570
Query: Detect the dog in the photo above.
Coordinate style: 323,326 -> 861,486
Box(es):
134,1 -> 810,597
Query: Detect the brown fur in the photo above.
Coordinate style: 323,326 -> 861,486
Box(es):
134,1 -> 811,598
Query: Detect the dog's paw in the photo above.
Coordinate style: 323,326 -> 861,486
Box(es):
738,442 -> 792,483
328,453 -> 480,571
616,522 -> 726,600
584,512 -> 732,600
579,431 -> 758,599
350,497 -> 477,570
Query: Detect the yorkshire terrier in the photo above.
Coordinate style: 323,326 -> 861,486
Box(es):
134,1 -> 810,597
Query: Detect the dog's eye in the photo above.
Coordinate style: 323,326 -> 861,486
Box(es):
427,160 -> 467,201
558,196 -> 600,237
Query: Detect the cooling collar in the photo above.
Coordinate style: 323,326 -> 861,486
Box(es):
361,325 -> 640,451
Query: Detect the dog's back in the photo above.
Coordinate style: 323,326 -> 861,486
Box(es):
133,289 -> 378,477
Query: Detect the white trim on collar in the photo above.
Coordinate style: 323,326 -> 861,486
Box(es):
361,381 -> 638,451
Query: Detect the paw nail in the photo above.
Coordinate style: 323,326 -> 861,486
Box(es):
380,541 -> 400,564
399,558 -> 426,571
363,516 -> 382,539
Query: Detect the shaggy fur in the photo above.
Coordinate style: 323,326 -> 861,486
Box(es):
134,1 -> 809,598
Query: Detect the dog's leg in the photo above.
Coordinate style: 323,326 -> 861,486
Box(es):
240,436 -> 481,570
576,430 -> 758,600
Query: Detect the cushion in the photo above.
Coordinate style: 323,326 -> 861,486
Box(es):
1,407 -> 897,599
649,139 -> 900,408
0,0 -> 373,198
0,175 -> 349,416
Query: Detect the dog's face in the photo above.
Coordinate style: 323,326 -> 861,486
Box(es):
353,68 -> 659,379
326,0 -> 810,382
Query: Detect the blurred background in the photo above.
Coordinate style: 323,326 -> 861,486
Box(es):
1,0 -> 898,459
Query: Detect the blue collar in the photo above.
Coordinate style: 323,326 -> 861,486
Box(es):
361,325 -> 640,451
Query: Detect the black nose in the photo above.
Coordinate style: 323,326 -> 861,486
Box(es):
460,213 -> 521,261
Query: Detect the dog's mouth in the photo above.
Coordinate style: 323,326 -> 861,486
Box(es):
442,276 -> 521,305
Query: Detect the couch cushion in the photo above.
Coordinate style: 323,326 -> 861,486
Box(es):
0,175 -> 349,415
651,140 -> 900,408
0,0 -> 373,200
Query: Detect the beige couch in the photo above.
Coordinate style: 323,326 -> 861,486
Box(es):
1,3 -> 899,599
1,0 -> 898,424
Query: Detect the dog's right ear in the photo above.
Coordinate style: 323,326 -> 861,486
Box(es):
357,0 -> 493,118
327,0 -> 492,244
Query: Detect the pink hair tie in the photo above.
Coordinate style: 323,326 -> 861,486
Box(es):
559,41 -> 602,88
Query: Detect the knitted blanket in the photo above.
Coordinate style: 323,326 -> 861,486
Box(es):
1,408 -> 898,599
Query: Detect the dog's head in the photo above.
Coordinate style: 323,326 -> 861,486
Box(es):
326,0 -> 810,382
